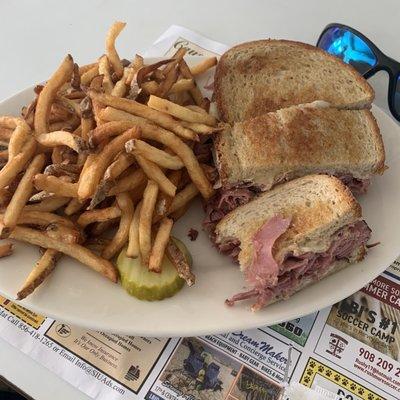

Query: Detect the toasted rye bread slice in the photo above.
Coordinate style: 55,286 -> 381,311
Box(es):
214,106 -> 386,190
215,175 -> 362,269
214,40 -> 374,123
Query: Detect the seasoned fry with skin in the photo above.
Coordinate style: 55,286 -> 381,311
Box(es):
34,55 -> 74,134
17,249 -> 60,300
89,91 -> 197,141
8,226 -> 117,282
148,95 -> 217,125
0,137 -> 36,190
34,174 -> 79,197
166,239 -> 195,286
149,217 -> 173,273
105,21 -> 126,79
135,154 -> 176,197
3,154 -> 46,228
139,181 -> 158,265
0,242 -> 13,258
127,139 -> 184,170
102,192 -> 133,259
78,127 -> 140,199
77,206 -> 121,228
190,57 -> 218,75
126,201 -> 141,258
24,196 -> 70,212
36,131 -> 86,152
98,55 -> 114,94
156,62 -> 179,98
88,120 -> 137,147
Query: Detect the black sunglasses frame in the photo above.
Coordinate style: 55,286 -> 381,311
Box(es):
317,23 -> 400,121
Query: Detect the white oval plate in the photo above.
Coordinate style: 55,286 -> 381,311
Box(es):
0,84 -> 399,337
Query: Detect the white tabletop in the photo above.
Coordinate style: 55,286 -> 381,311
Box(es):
1,0 -> 399,398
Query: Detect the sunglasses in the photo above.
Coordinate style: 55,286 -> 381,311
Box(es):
317,23 -> 400,121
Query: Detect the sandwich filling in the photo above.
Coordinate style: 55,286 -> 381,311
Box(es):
222,217 -> 371,311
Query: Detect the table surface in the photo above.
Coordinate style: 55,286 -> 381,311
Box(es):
0,0 -> 399,399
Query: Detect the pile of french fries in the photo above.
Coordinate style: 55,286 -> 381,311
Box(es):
0,22 -> 219,300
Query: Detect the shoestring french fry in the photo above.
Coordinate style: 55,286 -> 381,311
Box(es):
80,65 -> 99,86
179,59 -> 204,106
65,198 -> 86,216
34,54 -> 74,134
127,139 -> 184,170
79,62 -> 98,75
8,210 -> 76,228
148,217 -> 173,273
36,131 -> 86,152
166,239 -> 195,286
105,21 -> 126,79
45,223 -> 82,244
23,196 -> 70,212
88,120 -> 137,147
98,55 -> 114,94
148,95 -> 217,126
8,226 -> 118,282
155,62 -> 179,98
5,118 -> 31,160
77,206 -> 121,228
108,168 -> 146,196
104,153 -> 135,181
155,170 -> 182,218
139,180 -> 158,265
126,201 -> 141,258
34,174 -> 79,197
17,249 -> 60,300
169,78 -> 195,94
125,54 -> 144,85
3,154 -> 46,229
190,57 -> 218,75
180,120 -> 223,134
78,127 -> 140,199
102,192 -> 133,259
134,154 -> 176,197
0,242 -> 13,258
89,90 -> 197,141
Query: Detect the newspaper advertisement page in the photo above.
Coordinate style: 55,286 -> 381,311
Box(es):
1,25 -> 400,400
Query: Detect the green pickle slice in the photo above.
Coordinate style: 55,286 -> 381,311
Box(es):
117,238 -> 190,301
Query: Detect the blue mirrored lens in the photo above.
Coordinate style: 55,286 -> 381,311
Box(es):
318,27 -> 377,75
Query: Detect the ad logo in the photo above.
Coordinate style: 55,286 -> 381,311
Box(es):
326,333 -> 348,359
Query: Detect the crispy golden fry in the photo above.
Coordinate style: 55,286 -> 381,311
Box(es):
180,120 -> 223,134
80,65 -> 99,86
24,196 -> 69,212
103,108 -> 213,198
9,226 -> 117,282
164,183 -> 199,218
3,118 -> 31,160
79,62 -> 97,74
135,154 -> 176,197
98,55 -> 114,94
179,59 -> 204,106
0,189 -> 11,207
126,201 -> 141,258
108,168 -> 146,196
105,21 -> 126,79
135,59 -> 173,86
166,239 -> 195,286
88,120 -> 137,146
104,153 -> 135,181
0,137 -> 36,190
169,203 -> 190,221
169,78 -> 195,94
78,127 -> 140,199
126,54 -> 144,85
89,91 -> 197,141
77,206 -> 121,228
44,163 -> 81,178
3,154 -> 46,229
149,217 -> 173,273
111,67 -> 129,97
127,139 -> 184,170
0,127 -> 12,141
140,81 -> 159,95
36,131 -> 86,152
56,95 -> 81,117
186,105 -> 209,114
45,223 -> 82,244
7,210 -> 75,228
139,181 -> 158,265
102,192 -> 133,259
34,174 -> 79,197
0,242 -> 13,258
17,249 -> 60,300
81,116 -> 95,142
34,55 -> 74,134
64,198 -> 86,216
148,95 -> 216,126
155,170 -> 182,218
190,57 -> 217,75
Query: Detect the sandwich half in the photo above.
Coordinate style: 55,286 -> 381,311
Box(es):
214,40 -> 374,123
214,105 -> 385,193
214,175 -> 372,311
